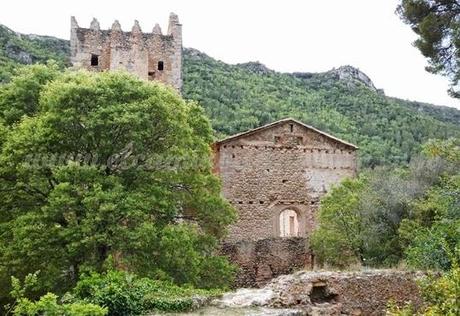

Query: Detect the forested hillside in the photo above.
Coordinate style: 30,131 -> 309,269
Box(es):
0,25 -> 69,82
183,48 -> 460,167
1,24 -> 459,167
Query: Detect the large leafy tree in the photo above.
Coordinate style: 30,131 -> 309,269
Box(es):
397,0 -> 460,97
0,67 -> 236,306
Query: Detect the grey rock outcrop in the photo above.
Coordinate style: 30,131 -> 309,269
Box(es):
328,65 -> 377,91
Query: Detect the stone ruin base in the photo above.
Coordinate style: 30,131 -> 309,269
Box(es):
221,237 -> 313,288
215,270 -> 425,316
220,238 -> 425,315
270,270 -> 425,315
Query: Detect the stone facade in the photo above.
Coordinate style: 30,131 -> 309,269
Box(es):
213,118 -> 358,243
70,14 -> 182,91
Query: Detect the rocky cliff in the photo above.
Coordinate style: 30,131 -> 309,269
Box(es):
294,65 -> 379,92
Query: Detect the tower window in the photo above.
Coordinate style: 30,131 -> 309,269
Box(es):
158,61 -> 164,71
279,209 -> 299,237
91,54 -> 99,66
290,124 -> 294,133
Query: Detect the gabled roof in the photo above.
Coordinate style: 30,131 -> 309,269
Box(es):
214,118 -> 358,149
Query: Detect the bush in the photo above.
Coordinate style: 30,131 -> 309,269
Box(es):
387,250 -> 460,316
310,177 -> 366,267
73,271 -> 145,316
6,273 -> 107,316
11,293 -> 107,316
420,265 -> 460,315
73,270 -> 222,315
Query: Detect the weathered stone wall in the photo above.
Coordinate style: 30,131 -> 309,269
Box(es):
216,270 -> 425,315
70,14 -> 182,91
221,237 -> 313,288
214,120 -> 357,242
268,270 -> 425,315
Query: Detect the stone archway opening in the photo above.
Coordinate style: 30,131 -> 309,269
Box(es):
310,282 -> 338,304
279,209 -> 299,237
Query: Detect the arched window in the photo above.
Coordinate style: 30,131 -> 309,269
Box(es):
279,209 -> 299,237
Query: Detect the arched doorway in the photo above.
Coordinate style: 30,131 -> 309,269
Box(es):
279,209 -> 299,237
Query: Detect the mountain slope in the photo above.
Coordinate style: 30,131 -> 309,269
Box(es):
0,24 -> 69,82
183,48 -> 460,167
1,24 -> 459,168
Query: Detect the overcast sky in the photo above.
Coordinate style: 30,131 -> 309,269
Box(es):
1,0 -> 459,109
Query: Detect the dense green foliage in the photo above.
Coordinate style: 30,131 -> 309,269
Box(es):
182,49 -> 460,168
397,0 -> 460,97
0,67 -> 236,311
312,138 -> 459,269
310,178 -> 366,268
7,272 -> 107,316
417,263 -> 460,315
0,62 -> 60,125
387,262 -> 460,315
73,270 -> 220,315
399,138 -> 460,271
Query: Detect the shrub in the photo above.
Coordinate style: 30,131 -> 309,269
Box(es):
387,250 -> 460,315
11,293 -> 107,316
73,270 -> 222,315
6,273 -> 107,316
420,265 -> 460,315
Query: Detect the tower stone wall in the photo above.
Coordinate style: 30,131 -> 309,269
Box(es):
70,13 -> 182,91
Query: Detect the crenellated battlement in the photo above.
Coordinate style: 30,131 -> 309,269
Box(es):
70,13 -> 182,91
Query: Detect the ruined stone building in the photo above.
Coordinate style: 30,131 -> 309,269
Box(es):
214,118 -> 358,286
70,13 -> 182,91
213,118 -> 357,242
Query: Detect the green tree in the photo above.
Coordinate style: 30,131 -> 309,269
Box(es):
397,0 -> 460,97
311,139 -> 458,268
399,139 -> 460,271
311,177 -> 367,267
0,67 -> 236,308
0,62 -> 60,125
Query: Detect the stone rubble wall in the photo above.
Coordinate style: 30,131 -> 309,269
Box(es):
221,237 -> 313,288
215,270 -> 425,316
268,270 -> 425,315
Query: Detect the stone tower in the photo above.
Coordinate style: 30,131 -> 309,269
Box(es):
70,13 -> 182,91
